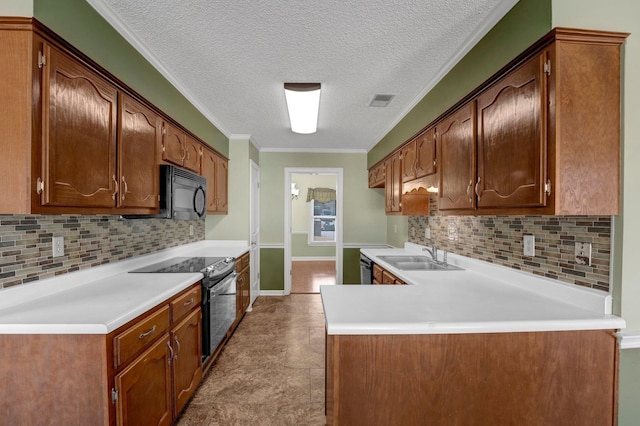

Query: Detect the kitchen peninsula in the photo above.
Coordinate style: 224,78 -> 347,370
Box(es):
0,240 -> 249,425
322,244 -> 624,426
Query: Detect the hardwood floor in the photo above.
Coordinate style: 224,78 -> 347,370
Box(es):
176,295 -> 326,425
291,260 -> 336,294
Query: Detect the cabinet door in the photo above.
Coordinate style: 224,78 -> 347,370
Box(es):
415,127 -> 436,178
368,162 -> 385,188
214,154 -> 229,214
201,147 -> 218,213
171,308 -> 203,416
242,267 -> 251,312
115,335 -> 172,426
437,102 -> 476,211
183,136 -> 201,173
42,43 -> 117,207
118,94 -> 161,209
384,151 -> 402,213
476,53 -> 548,208
401,140 -> 416,182
162,122 -> 186,166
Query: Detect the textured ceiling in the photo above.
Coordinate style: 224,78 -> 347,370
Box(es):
87,0 -> 517,152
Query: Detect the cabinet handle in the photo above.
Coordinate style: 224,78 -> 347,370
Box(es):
138,325 -> 156,339
183,298 -> 194,307
475,177 -> 482,202
181,147 -> 187,161
121,176 -> 128,201
112,175 -> 119,201
167,341 -> 174,366
174,335 -> 181,359
466,180 -> 473,203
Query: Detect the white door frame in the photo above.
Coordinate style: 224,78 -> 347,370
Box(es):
284,167 -> 343,295
249,160 -> 260,307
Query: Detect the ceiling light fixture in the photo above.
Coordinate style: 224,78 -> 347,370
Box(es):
284,83 -> 321,134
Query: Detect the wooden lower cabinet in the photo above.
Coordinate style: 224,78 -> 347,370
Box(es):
372,263 -> 404,285
0,283 -> 203,425
326,329 -> 619,426
115,334 -> 173,426
233,252 -> 251,331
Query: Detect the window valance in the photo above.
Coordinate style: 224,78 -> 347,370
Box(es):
306,187 -> 336,203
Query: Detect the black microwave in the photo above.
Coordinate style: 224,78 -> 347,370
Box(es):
124,165 -> 207,220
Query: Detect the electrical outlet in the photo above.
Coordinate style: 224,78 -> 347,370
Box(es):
189,224 -> 194,236
425,227 -> 431,239
52,236 -> 64,258
523,235 -> 535,257
575,242 -> 592,266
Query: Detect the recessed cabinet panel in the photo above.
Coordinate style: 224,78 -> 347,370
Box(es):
171,309 -> 203,416
214,155 -> 229,214
42,43 -> 117,207
401,140 -> 416,182
385,151 -> 402,214
118,93 -> 161,209
163,122 -> 186,166
415,127 -> 436,178
477,53 -> 547,209
183,135 -> 201,173
437,102 -> 476,211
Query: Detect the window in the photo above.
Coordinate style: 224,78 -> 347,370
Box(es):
309,199 -> 336,244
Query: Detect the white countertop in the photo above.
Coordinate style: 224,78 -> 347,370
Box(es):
0,240 -> 249,334
321,243 -> 625,335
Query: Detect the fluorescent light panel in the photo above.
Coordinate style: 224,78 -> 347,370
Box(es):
284,83 -> 321,134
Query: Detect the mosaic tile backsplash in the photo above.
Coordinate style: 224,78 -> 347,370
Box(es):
0,215 -> 205,289
408,197 -> 612,291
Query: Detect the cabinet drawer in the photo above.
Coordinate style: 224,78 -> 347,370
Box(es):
171,286 -> 201,323
114,305 -> 170,368
373,264 -> 383,283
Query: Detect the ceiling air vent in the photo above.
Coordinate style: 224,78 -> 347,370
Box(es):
368,94 -> 395,107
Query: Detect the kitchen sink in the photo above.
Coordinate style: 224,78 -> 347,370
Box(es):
377,255 -> 464,271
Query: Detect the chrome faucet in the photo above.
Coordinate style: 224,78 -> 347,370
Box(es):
422,245 -> 438,262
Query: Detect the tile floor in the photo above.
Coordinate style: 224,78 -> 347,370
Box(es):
176,294 -> 326,425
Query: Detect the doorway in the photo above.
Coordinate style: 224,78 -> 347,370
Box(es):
249,160 -> 260,306
284,168 -> 343,294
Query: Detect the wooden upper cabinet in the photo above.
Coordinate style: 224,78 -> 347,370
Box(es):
41,42 -> 118,208
437,101 -> 476,211
162,122 -> 187,167
183,135 -> 202,173
201,146 -> 228,214
401,140 -> 417,182
384,151 -> 402,214
476,52 -> 548,210
415,127 -> 436,178
368,162 -> 385,188
118,93 -> 161,210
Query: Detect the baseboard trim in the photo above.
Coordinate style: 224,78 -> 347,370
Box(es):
259,290 -> 286,296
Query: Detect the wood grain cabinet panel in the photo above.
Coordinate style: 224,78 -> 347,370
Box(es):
415,127 -> 436,178
115,334 -> 173,426
437,101 -> 476,211
384,151 -> 402,214
400,140 -> 416,182
42,42 -> 118,208
367,162 -> 385,188
202,146 -> 229,214
183,135 -> 202,173
118,93 -> 161,210
162,122 -> 187,167
171,308 -> 203,416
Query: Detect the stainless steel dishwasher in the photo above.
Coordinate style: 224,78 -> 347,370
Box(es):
359,253 -> 373,284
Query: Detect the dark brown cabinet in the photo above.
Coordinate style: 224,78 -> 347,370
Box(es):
115,334 -> 173,426
118,93 -> 161,209
384,151 -> 402,214
476,52 -> 547,210
162,122 -> 187,168
415,127 -> 436,178
436,101 -> 477,211
234,252 -> 251,329
171,308 -> 203,415
41,42 -> 118,208
401,140 -> 417,183
183,135 -> 202,173
202,146 -> 229,214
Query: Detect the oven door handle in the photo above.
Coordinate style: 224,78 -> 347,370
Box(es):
209,271 -> 238,296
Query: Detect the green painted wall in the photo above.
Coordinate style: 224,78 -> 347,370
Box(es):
343,248 -> 362,284
368,0 -> 552,167
292,234 -> 335,257
206,138 -> 251,240
260,152 -> 387,245
260,248 -> 284,291
32,0 -> 228,155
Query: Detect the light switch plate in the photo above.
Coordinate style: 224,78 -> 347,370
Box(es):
425,227 -> 431,239
575,242 -> 592,266
52,236 -> 64,258
523,235 -> 535,257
